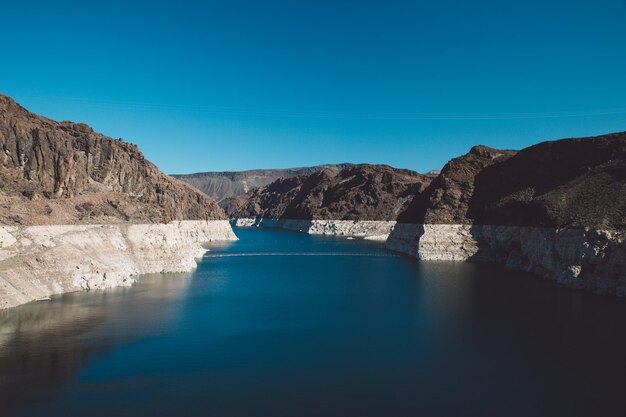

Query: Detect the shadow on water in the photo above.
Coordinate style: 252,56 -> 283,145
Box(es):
0,273 -> 194,416
0,227 -> 625,417
409,262 -> 626,416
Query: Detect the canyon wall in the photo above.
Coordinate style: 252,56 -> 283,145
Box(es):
174,163 -> 353,202
0,220 -> 236,309
226,164 -> 433,239
0,94 -> 225,225
387,224 -> 626,294
388,133 -> 626,294
223,164 -> 433,220
0,94 -> 236,308
235,218 -> 396,240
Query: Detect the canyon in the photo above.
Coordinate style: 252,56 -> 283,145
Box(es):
226,134 -> 626,294
1,92 -> 625,304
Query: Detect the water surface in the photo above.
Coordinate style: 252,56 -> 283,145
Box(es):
1,228 -> 626,417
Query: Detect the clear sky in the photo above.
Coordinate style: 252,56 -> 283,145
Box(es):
1,0 -> 626,174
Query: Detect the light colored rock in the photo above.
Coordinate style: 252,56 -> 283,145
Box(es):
415,224 -> 479,261
0,220 -> 237,309
234,218 -> 259,227
384,223 -> 422,256
363,235 -> 389,241
386,223 -> 626,295
233,218 -> 396,239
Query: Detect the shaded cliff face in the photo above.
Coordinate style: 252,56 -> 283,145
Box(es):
0,94 -> 225,224
173,163 -> 353,201
397,132 -> 626,229
397,146 -> 517,224
223,164 -> 434,221
389,133 -> 626,295
469,132 -> 626,229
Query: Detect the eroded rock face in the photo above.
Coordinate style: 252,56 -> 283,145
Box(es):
223,174 -> 310,219
0,221 -> 237,309
397,145 -> 517,224
388,224 -> 626,294
468,133 -> 626,229
233,218 -> 396,240
389,133 -> 626,294
173,164 -> 353,202
223,164 -> 435,221
396,133 -> 626,228
0,94 -> 226,224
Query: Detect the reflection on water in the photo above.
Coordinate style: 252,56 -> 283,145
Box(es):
0,273 -> 193,416
1,228 -> 626,417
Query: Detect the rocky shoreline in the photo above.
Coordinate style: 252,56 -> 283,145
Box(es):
387,223 -> 626,295
0,94 -> 238,309
0,220 -> 237,309
234,218 -> 396,240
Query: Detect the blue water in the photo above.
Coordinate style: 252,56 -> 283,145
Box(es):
1,228 -> 626,417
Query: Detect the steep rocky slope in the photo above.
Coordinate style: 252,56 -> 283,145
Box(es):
173,163 -> 353,201
224,164 -> 434,221
397,145 -> 517,224
396,133 -> 626,228
468,133 -> 626,229
0,94 -> 225,225
0,94 -> 235,309
389,132 -> 626,294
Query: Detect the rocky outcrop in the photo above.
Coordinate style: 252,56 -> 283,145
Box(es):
388,224 -> 626,294
0,220 -> 236,309
397,145 -> 517,224
468,133 -> 626,229
0,94 -> 226,225
225,164 -> 434,220
0,94 -> 236,309
225,164 -> 434,239
388,132 -> 626,294
224,174 -> 310,219
234,218 -> 396,240
173,163 -> 353,202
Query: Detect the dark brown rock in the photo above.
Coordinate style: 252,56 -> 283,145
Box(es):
223,164 -> 434,221
397,145 -> 516,224
0,94 -> 226,225
397,132 -> 626,229
469,132 -> 626,229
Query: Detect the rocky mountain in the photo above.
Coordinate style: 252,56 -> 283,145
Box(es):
396,132 -> 626,229
223,164 -> 435,221
173,163 -> 353,202
468,133 -> 626,229
397,145 -> 517,224
389,132 -> 626,295
0,94 -> 226,224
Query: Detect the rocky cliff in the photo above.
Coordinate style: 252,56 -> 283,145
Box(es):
173,163 -> 353,202
224,164 -> 434,221
0,94 -> 226,225
397,133 -> 626,228
397,145 -> 517,224
0,221 -> 236,309
388,132 -> 626,295
468,133 -> 626,229
0,94 -> 236,309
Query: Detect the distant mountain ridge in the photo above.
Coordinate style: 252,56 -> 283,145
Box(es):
222,164 -> 435,221
173,163 -> 353,202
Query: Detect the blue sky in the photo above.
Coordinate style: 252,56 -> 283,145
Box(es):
1,0 -> 626,174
